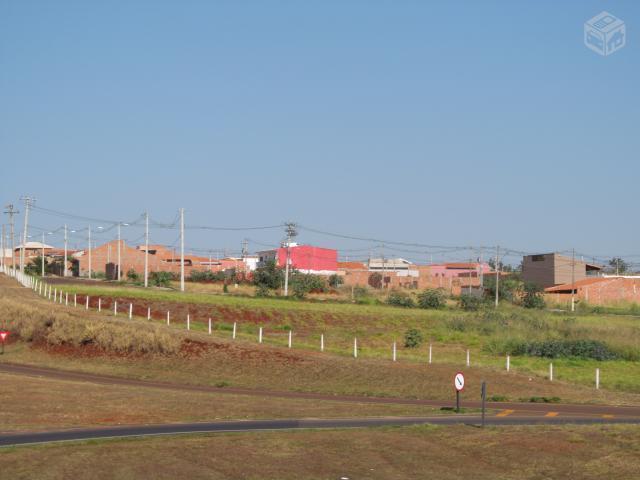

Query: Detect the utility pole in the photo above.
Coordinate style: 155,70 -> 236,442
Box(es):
19,196 -> 35,271
144,212 -> 149,288
63,224 -> 68,277
494,245 -> 500,308
41,232 -> 45,277
241,239 -> 249,258
0,224 -> 4,270
571,248 -> 576,312
180,208 -> 185,292
4,204 -> 17,272
117,223 -> 122,281
88,226 -> 92,279
283,222 -> 297,297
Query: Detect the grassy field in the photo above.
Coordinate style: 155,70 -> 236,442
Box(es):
0,372 -> 443,433
2,424 -> 640,479
36,279 -> 640,394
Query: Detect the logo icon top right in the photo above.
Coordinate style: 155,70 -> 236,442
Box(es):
585,12 -> 626,56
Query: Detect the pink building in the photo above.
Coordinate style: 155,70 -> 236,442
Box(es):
428,262 -> 492,279
257,243 -> 337,275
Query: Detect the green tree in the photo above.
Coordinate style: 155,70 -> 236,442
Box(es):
404,328 -> 423,348
417,288 -> 446,309
459,294 -> 482,311
521,282 -> 546,309
328,274 -> 344,288
290,273 -> 326,299
368,272 -> 382,289
609,257 -> 629,275
253,260 -> 285,290
483,274 -> 522,303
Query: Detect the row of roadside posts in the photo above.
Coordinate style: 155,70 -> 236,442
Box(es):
454,372 -> 487,428
3,273 -> 606,391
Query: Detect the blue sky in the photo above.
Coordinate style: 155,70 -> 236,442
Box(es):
1,1 -> 638,265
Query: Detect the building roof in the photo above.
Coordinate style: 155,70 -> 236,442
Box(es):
368,258 -> 414,269
15,241 -> 55,250
444,262 -> 480,269
545,277 -> 612,292
337,261 -> 367,270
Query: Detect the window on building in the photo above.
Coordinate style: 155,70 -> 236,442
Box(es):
531,255 -> 545,262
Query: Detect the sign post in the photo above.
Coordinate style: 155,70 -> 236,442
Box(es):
454,372 -> 465,413
481,381 -> 487,428
0,331 -> 8,355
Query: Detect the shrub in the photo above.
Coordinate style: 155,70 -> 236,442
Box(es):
387,291 -> 415,308
417,288 -> 446,309
255,285 -> 271,297
290,274 -> 326,299
149,271 -> 173,287
459,294 -> 482,311
404,328 -> 423,348
328,274 -> 344,288
126,268 -> 140,281
521,282 -> 545,309
504,339 -> 618,361
190,270 -> 225,282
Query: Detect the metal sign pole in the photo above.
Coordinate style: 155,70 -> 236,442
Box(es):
456,390 -> 460,413
481,381 -> 487,428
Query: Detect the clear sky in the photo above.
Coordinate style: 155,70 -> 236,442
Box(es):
1,1 -> 638,265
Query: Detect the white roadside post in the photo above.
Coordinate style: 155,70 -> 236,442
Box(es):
596,368 -> 600,389
392,341 -> 397,362
320,334 -> 324,352
429,343 -> 433,364
98,298 -> 102,312
60,292 -> 63,304
114,301 -> 118,316
54,288 -> 57,302
506,355 -> 510,372
187,314 -> 190,331
85,296 -> 89,310
549,363 -> 554,381
147,307 -> 151,320
129,303 -> 133,319
65,292 -> 68,306
353,338 -> 358,358
208,318 -> 212,335
167,311 -> 170,326
466,349 -> 470,367
232,322 -> 237,339
39,282 -> 42,296
288,330 -> 292,348
258,327 -> 263,344
74,294 -> 77,307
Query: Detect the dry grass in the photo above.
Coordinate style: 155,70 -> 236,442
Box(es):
0,373 -> 438,433
0,297 -> 180,354
1,424 -> 640,479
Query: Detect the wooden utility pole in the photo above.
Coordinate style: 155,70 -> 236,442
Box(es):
144,212 -> 149,288
571,248 -> 576,312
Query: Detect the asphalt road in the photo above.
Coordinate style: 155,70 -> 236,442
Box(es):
2,415 -> 640,447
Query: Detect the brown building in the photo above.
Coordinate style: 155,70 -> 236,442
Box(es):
522,253 -> 602,289
545,277 -> 640,306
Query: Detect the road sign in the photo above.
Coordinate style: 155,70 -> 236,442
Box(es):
0,331 -> 8,355
454,372 -> 465,392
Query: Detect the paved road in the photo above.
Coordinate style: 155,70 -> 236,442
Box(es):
2,362 -> 640,418
2,415 -> 639,447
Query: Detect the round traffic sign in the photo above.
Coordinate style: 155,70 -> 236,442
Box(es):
454,372 -> 465,392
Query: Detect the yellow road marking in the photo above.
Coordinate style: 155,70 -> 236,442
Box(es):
545,412 -> 559,417
496,409 -> 515,417
602,414 -> 615,419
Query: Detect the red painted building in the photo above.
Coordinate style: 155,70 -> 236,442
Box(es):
257,244 -> 337,275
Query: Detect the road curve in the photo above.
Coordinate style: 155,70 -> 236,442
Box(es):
2,415 -> 640,447
2,362 -> 640,417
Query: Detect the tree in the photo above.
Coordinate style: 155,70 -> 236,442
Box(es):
404,328 -> 423,348
253,260 -> 285,290
521,282 -> 545,309
609,257 -> 628,275
459,294 -> 482,311
368,272 -> 382,289
483,274 -> 521,303
417,288 -> 446,309
290,273 -> 326,299
328,274 -> 344,288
